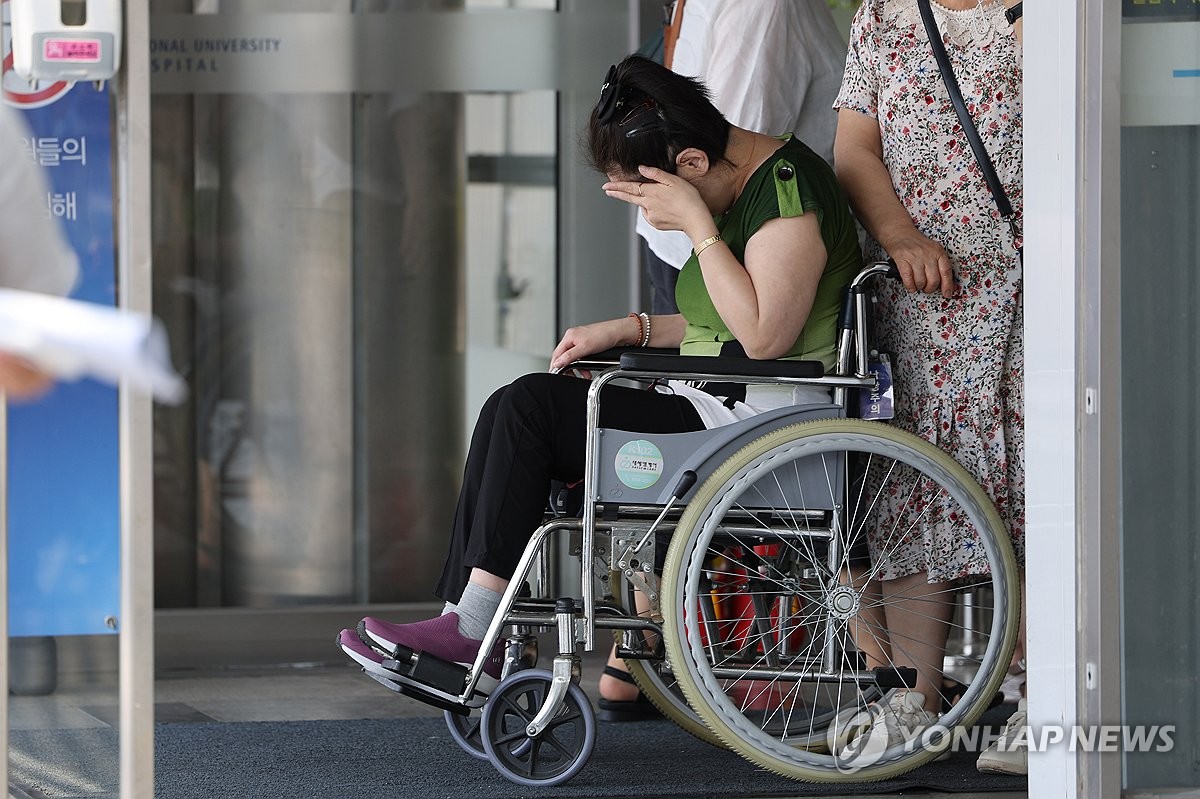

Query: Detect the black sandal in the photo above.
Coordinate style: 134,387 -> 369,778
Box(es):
941,677 -> 1005,714
597,665 -> 664,722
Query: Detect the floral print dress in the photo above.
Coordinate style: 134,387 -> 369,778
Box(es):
834,0 -> 1023,582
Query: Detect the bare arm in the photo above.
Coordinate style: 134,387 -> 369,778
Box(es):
606,163 -> 828,360
549,312 -> 687,372
692,213 -> 826,360
833,108 -> 958,297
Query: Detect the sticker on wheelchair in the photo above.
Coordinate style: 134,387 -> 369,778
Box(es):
614,439 -> 664,490
858,354 -> 895,421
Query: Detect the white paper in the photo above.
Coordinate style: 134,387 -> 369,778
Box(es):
0,288 -> 186,404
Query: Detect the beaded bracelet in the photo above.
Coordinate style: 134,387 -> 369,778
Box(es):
627,311 -> 650,347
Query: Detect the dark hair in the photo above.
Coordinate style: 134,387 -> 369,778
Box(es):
586,54 -> 731,177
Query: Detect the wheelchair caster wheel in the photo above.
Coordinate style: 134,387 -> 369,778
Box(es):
444,710 -> 488,760
480,669 -> 596,786
446,708 -> 534,761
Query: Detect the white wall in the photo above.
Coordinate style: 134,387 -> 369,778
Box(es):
1024,2 -> 1082,797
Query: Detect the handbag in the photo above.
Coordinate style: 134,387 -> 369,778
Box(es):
916,0 -> 1021,257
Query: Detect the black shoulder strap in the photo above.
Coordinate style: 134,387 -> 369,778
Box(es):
916,0 -> 1015,226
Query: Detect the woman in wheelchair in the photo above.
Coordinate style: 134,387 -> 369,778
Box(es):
337,53 -> 862,703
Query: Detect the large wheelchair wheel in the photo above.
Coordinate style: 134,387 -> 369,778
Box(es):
608,571 -> 724,747
661,419 -> 1019,782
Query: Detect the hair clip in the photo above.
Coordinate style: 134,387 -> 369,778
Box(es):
596,65 -> 620,124
618,98 -> 667,140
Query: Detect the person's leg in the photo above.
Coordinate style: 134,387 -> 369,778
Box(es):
434,382 -> 512,603
976,579 -> 1028,774
978,325 -> 1028,774
844,513 -> 890,671
846,567 -> 891,670
830,571 -> 953,754
436,372 -> 703,602
453,570 -> 507,639
599,588 -> 656,703
359,373 -> 703,665
880,571 -> 955,713
600,646 -> 641,702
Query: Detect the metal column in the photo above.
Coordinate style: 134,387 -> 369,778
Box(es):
116,0 -> 156,795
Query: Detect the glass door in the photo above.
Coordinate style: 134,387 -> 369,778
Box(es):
147,0 -> 633,610
1119,0 -> 1200,790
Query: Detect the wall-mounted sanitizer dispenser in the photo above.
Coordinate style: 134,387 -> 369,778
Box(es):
9,0 -> 122,82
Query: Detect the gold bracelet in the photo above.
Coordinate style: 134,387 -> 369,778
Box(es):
694,234 -> 722,258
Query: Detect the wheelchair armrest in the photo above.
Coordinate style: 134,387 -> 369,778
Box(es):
618,351 -> 825,379
567,347 -> 680,369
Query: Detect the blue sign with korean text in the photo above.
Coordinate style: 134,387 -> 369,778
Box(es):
4,77 -> 120,638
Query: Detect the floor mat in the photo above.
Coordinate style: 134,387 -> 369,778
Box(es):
12,708 -> 1026,799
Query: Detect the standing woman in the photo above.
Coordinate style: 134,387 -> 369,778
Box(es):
832,0 -> 1027,776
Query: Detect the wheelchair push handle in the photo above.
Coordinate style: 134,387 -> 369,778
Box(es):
883,259 -> 902,281
857,259 -> 902,284
838,260 -> 899,332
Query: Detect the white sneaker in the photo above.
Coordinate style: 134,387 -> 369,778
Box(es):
831,690 -> 943,757
977,698 -> 1028,775
829,689 -> 896,751
870,690 -> 941,748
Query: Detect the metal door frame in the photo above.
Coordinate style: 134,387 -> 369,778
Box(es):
116,0 -> 156,795
1025,2 -> 1123,797
0,2 -> 155,796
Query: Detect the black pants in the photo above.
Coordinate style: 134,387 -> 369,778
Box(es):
435,371 -> 703,602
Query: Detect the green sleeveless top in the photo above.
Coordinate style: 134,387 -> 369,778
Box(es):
675,135 -> 862,372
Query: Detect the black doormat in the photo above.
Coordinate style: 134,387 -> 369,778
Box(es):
11,709 -> 1026,799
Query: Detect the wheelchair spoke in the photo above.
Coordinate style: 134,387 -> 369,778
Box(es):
497,692 -> 537,723
539,727 -> 579,762
545,708 -> 584,729
521,740 -> 540,776
494,727 -> 532,748
661,420 -> 1019,781
482,671 -> 596,786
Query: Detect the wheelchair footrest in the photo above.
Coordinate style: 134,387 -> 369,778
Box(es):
615,637 -> 664,661
872,666 -> 918,690
364,670 -> 471,716
383,645 -> 471,697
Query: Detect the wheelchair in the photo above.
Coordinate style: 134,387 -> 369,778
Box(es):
351,260 -> 1020,786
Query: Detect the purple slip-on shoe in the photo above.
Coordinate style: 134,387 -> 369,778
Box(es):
358,612 -> 504,684
337,628 -> 402,682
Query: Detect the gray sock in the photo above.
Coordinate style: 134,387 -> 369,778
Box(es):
455,582 -> 503,641
441,601 -> 457,616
